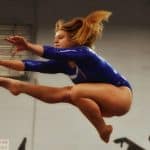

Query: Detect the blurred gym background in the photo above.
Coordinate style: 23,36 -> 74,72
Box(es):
0,0 -> 150,149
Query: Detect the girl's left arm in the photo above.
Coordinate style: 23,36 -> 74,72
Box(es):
23,59 -> 66,74
42,45 -> 90,61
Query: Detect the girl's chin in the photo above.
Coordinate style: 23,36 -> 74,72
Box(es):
54,45 -> 63,48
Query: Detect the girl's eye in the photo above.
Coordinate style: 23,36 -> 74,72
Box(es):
59,36 -> 64,39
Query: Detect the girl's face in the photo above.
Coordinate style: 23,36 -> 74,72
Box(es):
53,30 -> 78,48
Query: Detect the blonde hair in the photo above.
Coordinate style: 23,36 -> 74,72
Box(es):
55,10 -> 112,48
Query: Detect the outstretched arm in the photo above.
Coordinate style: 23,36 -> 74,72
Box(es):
42,45 -> 90,61
5,36 -> 44,56
0,59 -> 66,74
5,36 -> 90,61
0,60 -> 25,71
23,59 -> 66,73
25,42 -> 44,56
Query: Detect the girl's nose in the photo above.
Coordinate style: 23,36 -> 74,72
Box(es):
54,38 -> 59,44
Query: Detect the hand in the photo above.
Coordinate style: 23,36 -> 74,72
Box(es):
5,35 -> 29,56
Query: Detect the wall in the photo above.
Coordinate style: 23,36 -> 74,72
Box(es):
0,0 -> 36,150
37,0 -> 150,26
0,0 -> 35,24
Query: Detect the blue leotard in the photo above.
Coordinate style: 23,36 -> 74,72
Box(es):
23,45 -> 132,90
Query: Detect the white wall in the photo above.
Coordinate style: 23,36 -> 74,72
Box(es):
0,89 -> 36,150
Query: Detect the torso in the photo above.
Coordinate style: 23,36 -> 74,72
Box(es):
64,47 -> 132,90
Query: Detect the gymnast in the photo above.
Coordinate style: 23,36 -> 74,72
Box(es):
0,10 -> 133,143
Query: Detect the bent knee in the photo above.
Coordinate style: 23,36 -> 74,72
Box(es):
68,85 -> 83,104
62,85 -> 80,105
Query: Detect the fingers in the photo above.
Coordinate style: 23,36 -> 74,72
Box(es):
5,37 -> 16,44
11,45 -> 25,56
3,35 -> 26,57
11,49 -> 18,57
4,35 -> 25,44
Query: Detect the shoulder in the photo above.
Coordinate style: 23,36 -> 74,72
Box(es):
75,46 -> 97,54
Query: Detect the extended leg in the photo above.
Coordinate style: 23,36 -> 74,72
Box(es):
0,77 -> 71,103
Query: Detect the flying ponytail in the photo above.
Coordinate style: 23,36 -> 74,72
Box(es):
55,10 -> 112,48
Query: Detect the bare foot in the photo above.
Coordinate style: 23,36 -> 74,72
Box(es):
0,77 -> 21,95
100,125 -> 113,143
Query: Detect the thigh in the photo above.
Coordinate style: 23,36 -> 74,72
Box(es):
70,83 -> 133,116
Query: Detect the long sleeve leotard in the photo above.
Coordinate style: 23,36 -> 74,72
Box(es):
23,45 -> 132,90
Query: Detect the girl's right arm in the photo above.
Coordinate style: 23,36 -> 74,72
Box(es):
23,59 -> 66,73
0,59 -> 66,74
0,60 -> 25,71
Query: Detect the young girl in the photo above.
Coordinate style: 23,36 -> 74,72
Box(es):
0,10 -> 133,143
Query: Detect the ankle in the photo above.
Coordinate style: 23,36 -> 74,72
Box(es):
100,125 -> 113,143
